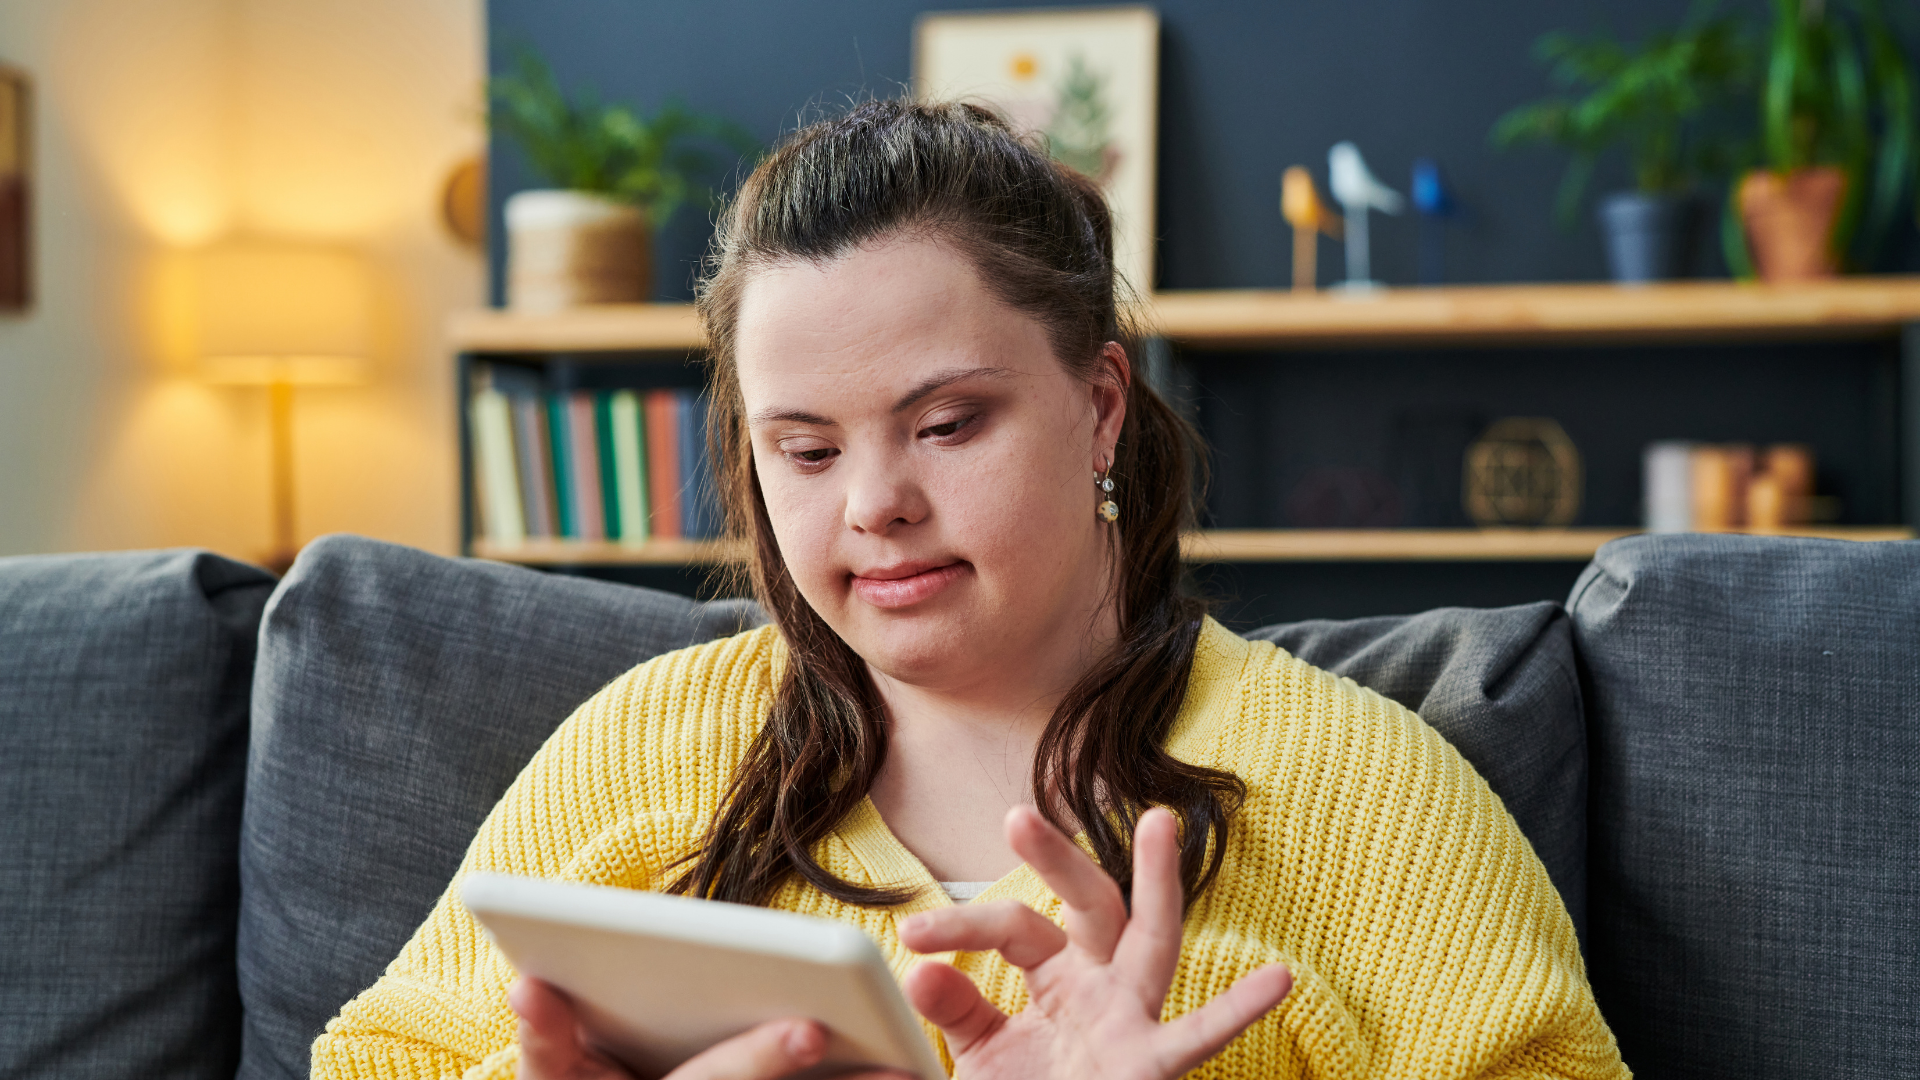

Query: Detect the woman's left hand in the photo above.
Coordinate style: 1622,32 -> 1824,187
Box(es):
896,805 -> 1292,1080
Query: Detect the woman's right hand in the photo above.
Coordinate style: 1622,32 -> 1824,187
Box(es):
510,977 -> 903,1080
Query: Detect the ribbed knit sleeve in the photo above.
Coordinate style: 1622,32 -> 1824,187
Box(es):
1172,635 -> 1624,1080
308,627 -> 782,1080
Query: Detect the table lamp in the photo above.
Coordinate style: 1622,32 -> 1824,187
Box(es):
194,243 -> 370,574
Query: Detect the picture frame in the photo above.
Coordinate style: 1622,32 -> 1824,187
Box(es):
914,6 -> 1159,293
0,65 -> 27,312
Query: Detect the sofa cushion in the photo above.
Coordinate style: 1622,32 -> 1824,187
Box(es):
237,535 -> 762,1080
1569,534 -> 1920,1079
1247,601 -> 1587,940
0,550 -> 274,1080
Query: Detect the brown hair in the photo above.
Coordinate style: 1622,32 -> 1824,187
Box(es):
671,99 -> 1242,909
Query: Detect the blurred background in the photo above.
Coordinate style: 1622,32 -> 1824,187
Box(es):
4,0 -> 1918,626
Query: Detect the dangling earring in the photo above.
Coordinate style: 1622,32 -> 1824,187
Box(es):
1096,461 -> 1120,523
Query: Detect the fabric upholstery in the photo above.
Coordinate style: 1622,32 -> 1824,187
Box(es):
1247,602 -> 1588,939
0,550 -> 274,1080
1569,534 -> 1920,1079
236,535 -> 762,1080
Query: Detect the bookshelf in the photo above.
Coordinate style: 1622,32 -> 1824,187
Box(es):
454,278 -> 1920,578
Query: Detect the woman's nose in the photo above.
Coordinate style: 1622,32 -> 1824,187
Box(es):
843,455 -> 929,536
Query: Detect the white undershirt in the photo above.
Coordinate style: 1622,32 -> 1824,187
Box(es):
939,881 -> 995,902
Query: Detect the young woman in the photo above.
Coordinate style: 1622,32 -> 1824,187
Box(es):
313,101 -> 1626,1080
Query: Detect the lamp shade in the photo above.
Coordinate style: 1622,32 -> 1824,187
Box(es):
194,243 -> 371,386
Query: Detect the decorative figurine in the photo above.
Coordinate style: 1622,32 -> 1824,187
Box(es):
1411,158 -> 1458,286
1280,166 -> 1342,292
1328,141 -> 1404,292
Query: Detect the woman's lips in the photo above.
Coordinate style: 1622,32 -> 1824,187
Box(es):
849,561 -> 968,609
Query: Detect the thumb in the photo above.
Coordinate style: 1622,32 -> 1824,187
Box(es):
661,1018 -> 828,1080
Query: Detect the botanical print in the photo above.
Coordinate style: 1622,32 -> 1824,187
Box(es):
916,7 -> 1159,291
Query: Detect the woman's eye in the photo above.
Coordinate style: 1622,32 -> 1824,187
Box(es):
921,414 -> 977,441
781,444 -> 838,468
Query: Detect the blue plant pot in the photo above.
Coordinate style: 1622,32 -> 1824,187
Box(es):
1598,191 -> 1701,283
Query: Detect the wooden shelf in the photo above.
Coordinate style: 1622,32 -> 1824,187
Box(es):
1147,278 -> 1920,347
449,278 -> 1920,355
472,537 -> 745,565
471,527 -> 1912,567
450,304 -> 704,353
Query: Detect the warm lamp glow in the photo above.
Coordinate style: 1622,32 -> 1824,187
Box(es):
192,243 -> 372,385
189,241 -> 373,571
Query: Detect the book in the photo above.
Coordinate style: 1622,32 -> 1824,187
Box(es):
610,389 -> 650,544
511,395 -> 556,538
566,392 -> 606,541
469,388 -> 526,546
594,392 -> 622,541
546,395 -> 575,538
679,390 -> 723,539
644,389 -> 682,539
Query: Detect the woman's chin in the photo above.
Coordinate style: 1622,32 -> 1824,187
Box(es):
842,610 -> 988,685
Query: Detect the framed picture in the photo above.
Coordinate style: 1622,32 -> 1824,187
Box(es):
914,6 -> 1159,293
0,66 -> 27,312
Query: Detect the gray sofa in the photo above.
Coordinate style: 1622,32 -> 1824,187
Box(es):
1,533 -> 1913,1080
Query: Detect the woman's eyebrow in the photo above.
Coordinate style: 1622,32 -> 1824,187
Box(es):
892,366 -> 1014,413
749,406 -> 837,427
748,366 -> 1013,428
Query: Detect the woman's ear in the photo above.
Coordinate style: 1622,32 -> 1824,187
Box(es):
1091,341 -> 1131,468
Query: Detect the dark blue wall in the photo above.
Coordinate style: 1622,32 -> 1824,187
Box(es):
484,0 -> 1918,304
486,1 -> 1919,625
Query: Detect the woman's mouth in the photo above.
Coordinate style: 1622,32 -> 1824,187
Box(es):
849,560 -> 969,609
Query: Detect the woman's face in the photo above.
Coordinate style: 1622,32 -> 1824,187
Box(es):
734,236 -> 1127,693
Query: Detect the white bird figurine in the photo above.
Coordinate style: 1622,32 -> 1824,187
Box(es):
1328,141 -> 1404,291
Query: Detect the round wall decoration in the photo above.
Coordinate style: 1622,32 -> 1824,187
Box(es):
1463,417 -> 1582,527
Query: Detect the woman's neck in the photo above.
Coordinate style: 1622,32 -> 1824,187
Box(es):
864,583 -> 1120,882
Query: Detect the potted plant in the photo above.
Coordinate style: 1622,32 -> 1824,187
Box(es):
1494,16 -> 1751,282
490,51 -> 753,311
1732,0 -> 1918,281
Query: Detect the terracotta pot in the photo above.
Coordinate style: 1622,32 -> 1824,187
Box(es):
505,190 -> 651,311
1737,166 -> 1847,282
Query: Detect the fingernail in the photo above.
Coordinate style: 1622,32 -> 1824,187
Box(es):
783,1021 -> 822,1058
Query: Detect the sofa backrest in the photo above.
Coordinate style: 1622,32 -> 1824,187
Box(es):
1571,534 -> 1920,1079
0,550 -> 274,1080
236,536 -> 761,1080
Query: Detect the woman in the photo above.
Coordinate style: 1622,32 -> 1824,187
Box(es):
313,101 -> 1626,1080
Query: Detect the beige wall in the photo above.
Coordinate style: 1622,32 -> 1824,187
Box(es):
0,0 -> 482,559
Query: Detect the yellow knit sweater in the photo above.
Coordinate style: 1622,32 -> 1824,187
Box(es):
312,618 -> 1626,1080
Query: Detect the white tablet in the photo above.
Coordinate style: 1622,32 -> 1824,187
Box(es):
461,873 -> 947,1079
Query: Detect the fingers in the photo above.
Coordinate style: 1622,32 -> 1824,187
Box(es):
660,1017 -> 827,1080
1113,808 -> 1184,1006
1004,804 -> 1128,960
510,977 -> 603,1080
901,960 -> 1009,1058
898,900 -> 1068,969
1152,963 -> 1294,1077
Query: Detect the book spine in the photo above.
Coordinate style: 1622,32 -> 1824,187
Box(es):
567,392 -> 605,541
610,389 -> 649,544
511,395 -> 555,538
594,391 -> 622,541
469,388 -> 526,546
546,393 -> 575,538
644,389 -> 682,540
